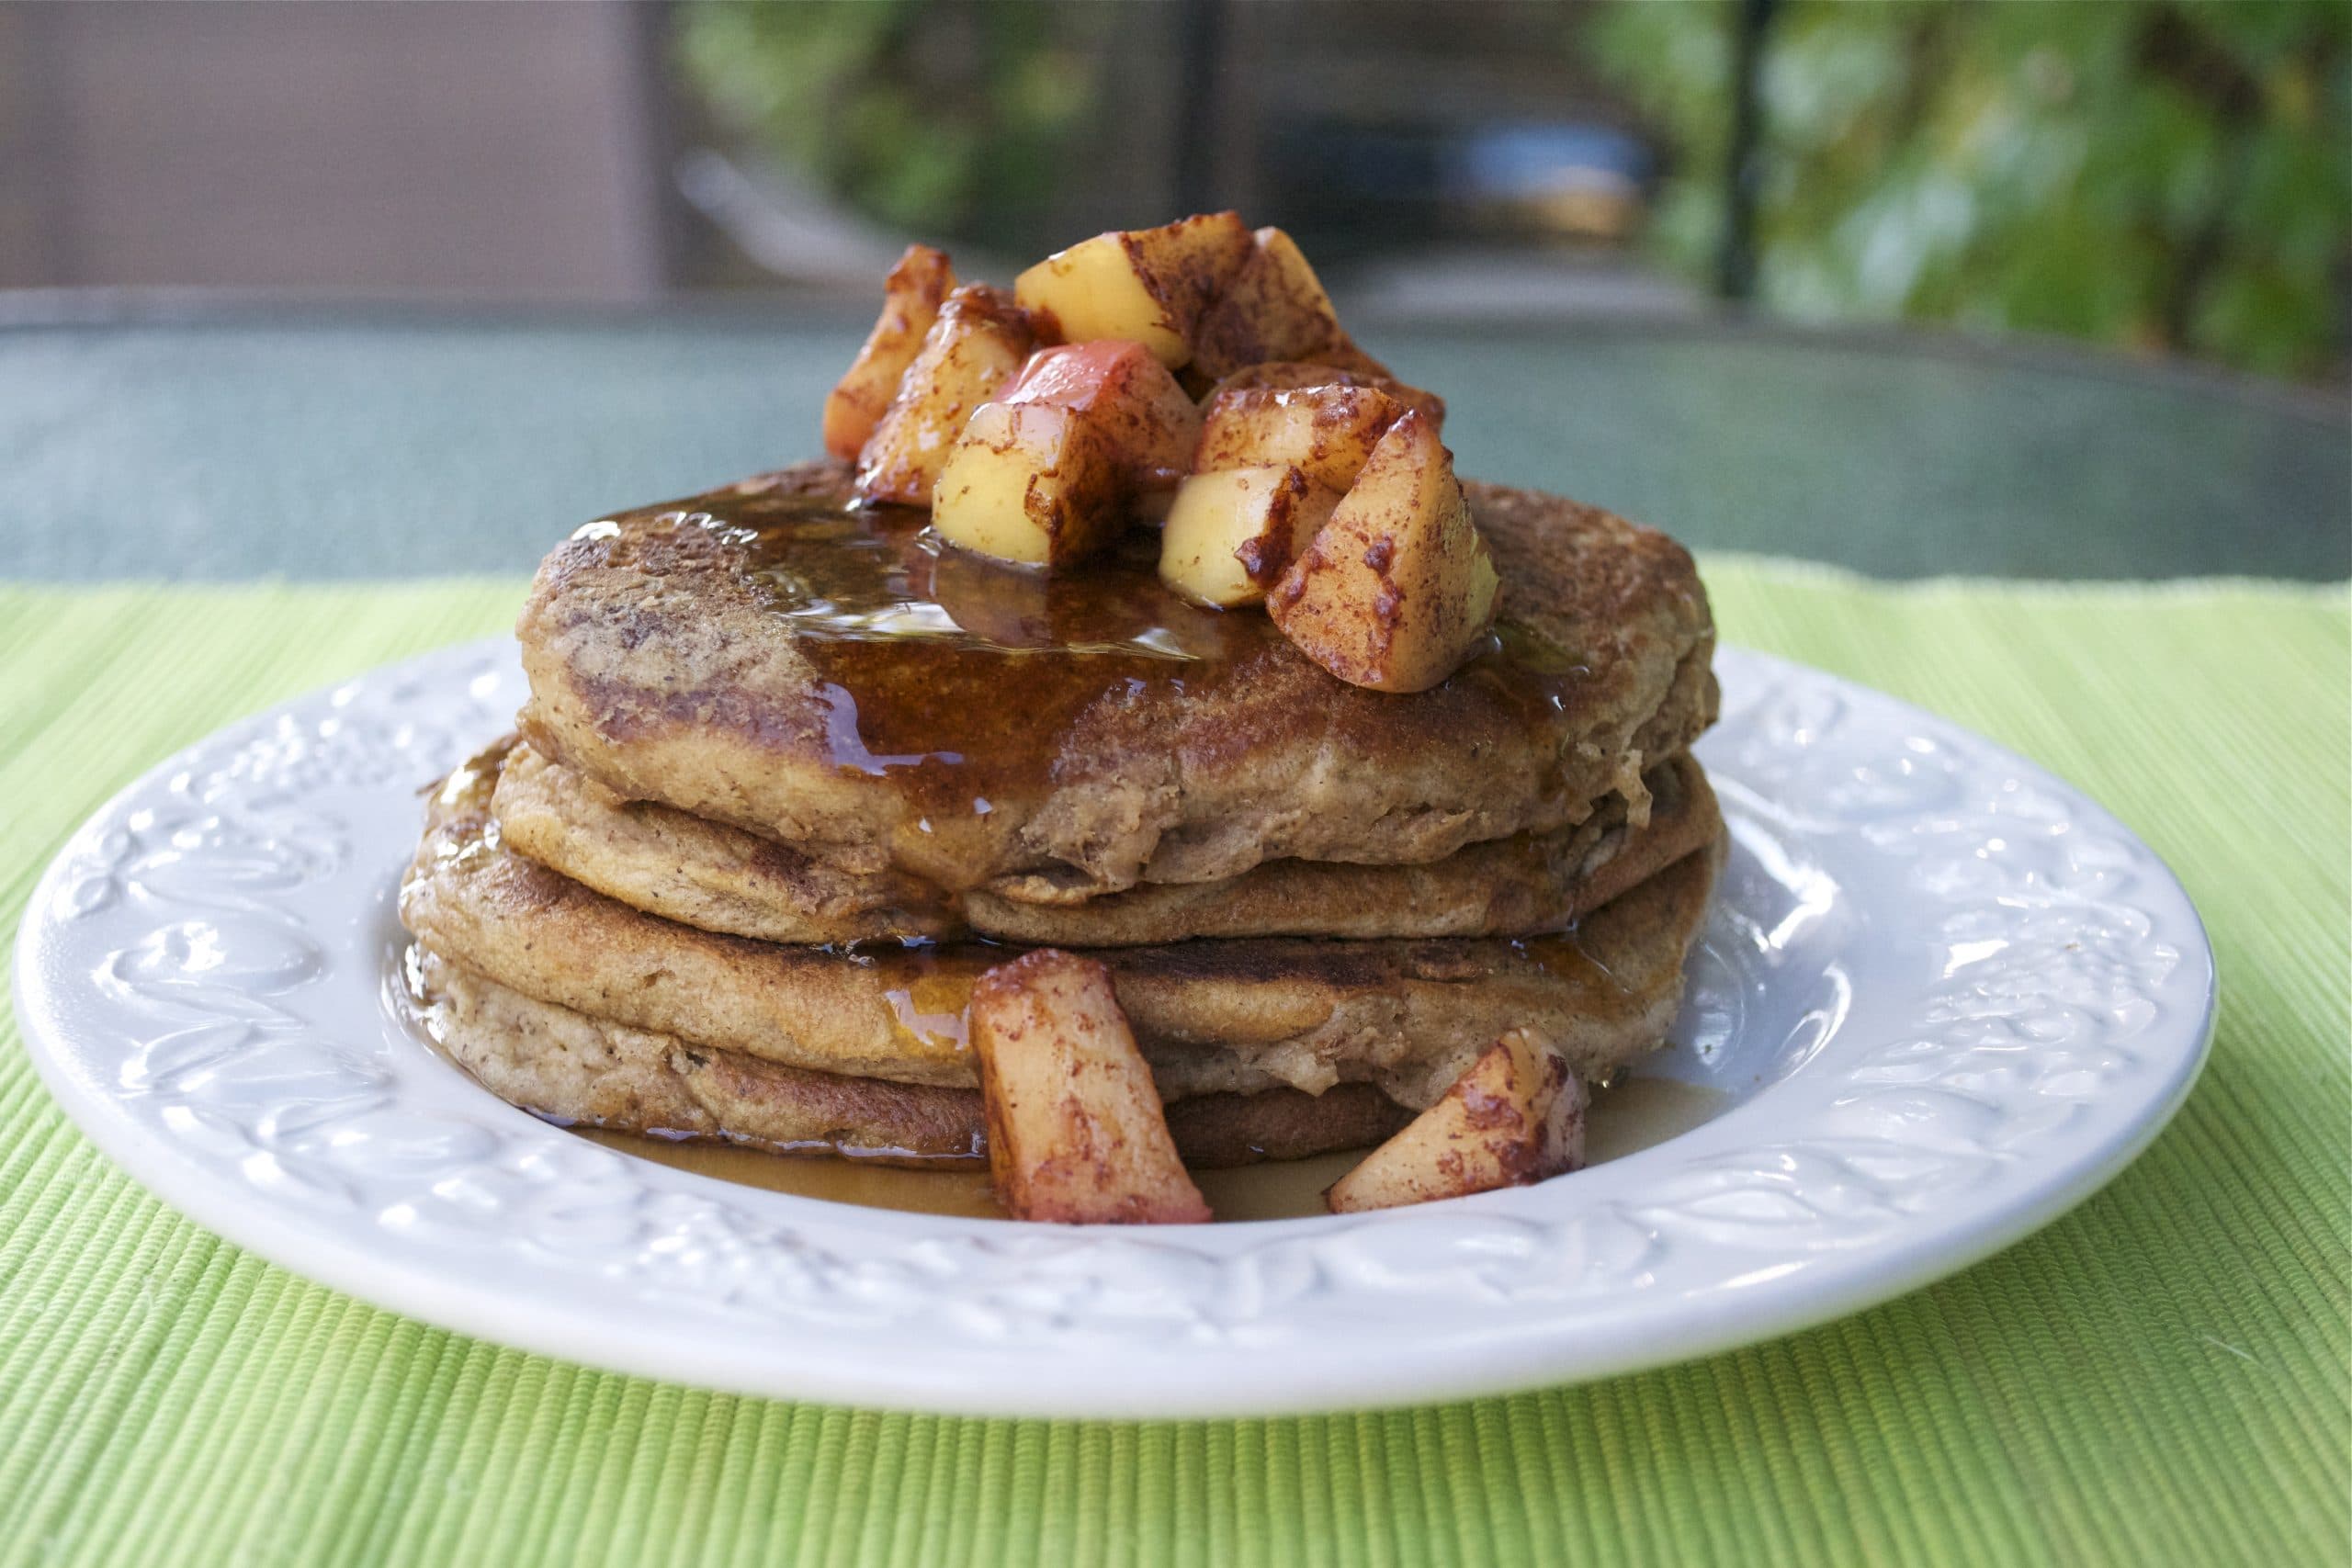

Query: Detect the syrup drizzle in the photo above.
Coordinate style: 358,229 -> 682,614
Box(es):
599,490 -> 1599,863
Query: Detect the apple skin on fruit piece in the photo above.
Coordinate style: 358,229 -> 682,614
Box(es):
1013,212 -> 1253,369
1001,340 -> 1203,492
822,244 -> 957,462
853,284 -> 1035,508
1267,409 -> 1499,694
1193,381 -> 1410,494
1209,359 -> 1447,431
1325,1027 -> 1588,1213
970,950 -> 1212,1225
1157,465 -> 1339,608
1190,226 -> 1350,379
931,400 -> 1126,568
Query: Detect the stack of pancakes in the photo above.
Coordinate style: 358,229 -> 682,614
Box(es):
401,461 -> 1724,1168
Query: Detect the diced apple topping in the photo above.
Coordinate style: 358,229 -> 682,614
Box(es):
854,284 -> 1035,508
1267,410 -> 1498,693
822,244 -> 957,462
1208,359 -> 1447,431
1325,1027 -> 1587,1213
1001,340 -> 1202,492
932,401 -> 1125,568
970,950 -> 1212,1224
1014,212 -> 1253,369
823,216 -> 1513,684
1193,381 -> 1410,493
1190,226 -> 1349,378
1157,465 -> 1339,608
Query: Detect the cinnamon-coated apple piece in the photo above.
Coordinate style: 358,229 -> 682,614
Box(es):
822,244 -> 957,462
970,950 -> 1212,1224
1325,1027 -> 1588,1213
1208,359 -> 1446,430
1001,340 -> 1202,492
853,284 -> 1035,508
1190,226 -> 1349,378
1157,465 -> 1339,608
931,400 -> 1125,568
1013,212 -> 1253,368
1193,381 -> 1410,494
1266,410 -> 1498,694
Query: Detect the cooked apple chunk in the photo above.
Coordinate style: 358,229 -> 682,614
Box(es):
970,950 -> 1212,1225
1267,410 -> 1498,693
1191,226 -> 1349,378
1209,359 -> 1447,431
1193,381 -> 1410,493
1001,340 -> 1202,492
1013,212 -> 1253,368
932,401 -> 1125,568
853,284 -> 1035,508
1325,1028 -> 1588,1213
822,243 -> 957,462
1157,465 -> 1339,608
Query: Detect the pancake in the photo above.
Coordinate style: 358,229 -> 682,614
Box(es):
516,461 -> 1715,897
496,735 -> 1718,946
400,744 -> 1724,1111
409,947 -> 1412,1168
492,739 -> 963,944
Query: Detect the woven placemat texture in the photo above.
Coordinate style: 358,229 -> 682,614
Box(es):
1,569 -> 2344,1567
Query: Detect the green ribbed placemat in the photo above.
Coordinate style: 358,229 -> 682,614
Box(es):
2,569 -> 2345,1567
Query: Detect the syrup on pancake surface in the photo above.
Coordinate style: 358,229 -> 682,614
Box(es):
516,465 -> 1713,896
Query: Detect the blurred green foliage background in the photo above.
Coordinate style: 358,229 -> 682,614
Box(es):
676,0 -> 1106,254
676,0 -> 2347,381
1599,0 -> 2348,379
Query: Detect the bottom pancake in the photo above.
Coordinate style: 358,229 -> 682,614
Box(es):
410,946 -> 1413,1168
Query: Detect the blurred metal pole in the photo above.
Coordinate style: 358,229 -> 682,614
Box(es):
630,0 -> 691,294
1172,0 -> 1225,216
1718,0 -> 1778,302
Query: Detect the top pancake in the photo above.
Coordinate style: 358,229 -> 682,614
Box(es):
518,460 -> 1716,897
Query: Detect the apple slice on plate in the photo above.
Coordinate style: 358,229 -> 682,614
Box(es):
1327,1027 -> 1588,1213
971,950 -> 1211,1225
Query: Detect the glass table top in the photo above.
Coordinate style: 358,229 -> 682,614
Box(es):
2,308 -> 2342,581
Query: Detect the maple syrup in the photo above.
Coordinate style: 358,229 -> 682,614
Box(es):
579,1076 -> 1729,1221
593,485 -> 1600,884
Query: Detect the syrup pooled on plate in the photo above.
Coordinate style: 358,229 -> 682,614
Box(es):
580,1076 -> 1728,1221
400,925 -> 1724,1222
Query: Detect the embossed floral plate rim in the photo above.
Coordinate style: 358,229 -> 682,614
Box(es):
14,638 -> 2213,1418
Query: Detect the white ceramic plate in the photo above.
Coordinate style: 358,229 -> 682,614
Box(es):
15,640 -> 2212,1418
